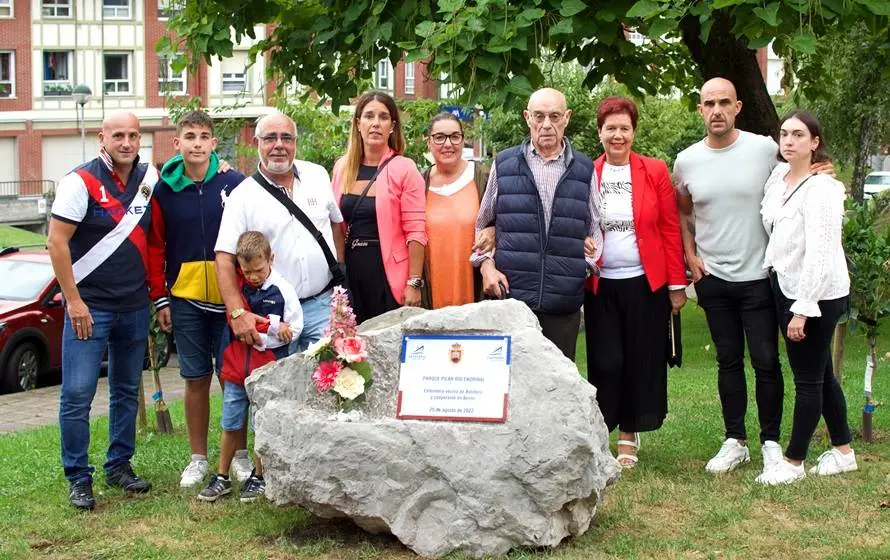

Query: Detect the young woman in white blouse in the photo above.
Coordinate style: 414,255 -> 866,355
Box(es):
758,110 -> 856,485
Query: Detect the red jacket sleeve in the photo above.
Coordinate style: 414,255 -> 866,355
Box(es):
652,159 -> 687,287
147,197 -> 169,307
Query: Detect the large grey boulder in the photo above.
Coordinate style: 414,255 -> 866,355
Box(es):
246,299 -> 620,558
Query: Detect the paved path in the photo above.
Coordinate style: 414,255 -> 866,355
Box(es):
0,356 -> 220,434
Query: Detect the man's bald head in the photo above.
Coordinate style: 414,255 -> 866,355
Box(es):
98,111 -> 141,168
101,111 -> 140,133
255,112 -> 297,139
701,77 -> 738,102
698,77 -> 742,142
527,88 -> 568,113
524,88 -> 572,158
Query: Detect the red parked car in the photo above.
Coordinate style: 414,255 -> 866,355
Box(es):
0,246 -> 170,394
0,247 -> 64,393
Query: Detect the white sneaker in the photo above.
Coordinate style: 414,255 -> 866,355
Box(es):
180,455 -> 209,488
231,450 -> 254,483
756,459 -> 806,485
705,438 -> 750,474
761,440 -> 783,471
809,448 -> 858,476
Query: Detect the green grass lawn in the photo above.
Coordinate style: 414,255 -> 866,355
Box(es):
1,305 -> 888,559
0,226 -> 46,248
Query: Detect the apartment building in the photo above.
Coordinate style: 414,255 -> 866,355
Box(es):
0,0 -> 437,195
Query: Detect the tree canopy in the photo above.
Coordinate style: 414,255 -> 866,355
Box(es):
163,0 -> 889,134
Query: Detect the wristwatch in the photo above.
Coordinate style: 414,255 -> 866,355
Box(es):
406,276 -> 425,289
230,307 -> 246,320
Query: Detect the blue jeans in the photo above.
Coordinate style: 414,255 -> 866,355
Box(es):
293,289 -> 332,352
59,307 -> 149,483
170,297 -> 226,379
221,381 -> 250,432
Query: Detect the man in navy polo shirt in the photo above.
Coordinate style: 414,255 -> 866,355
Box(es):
47,111 -> 156,510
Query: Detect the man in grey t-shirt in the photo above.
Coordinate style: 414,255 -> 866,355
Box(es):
673,78 -> 784,477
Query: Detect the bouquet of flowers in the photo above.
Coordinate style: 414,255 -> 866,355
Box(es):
303,286 -> 372,410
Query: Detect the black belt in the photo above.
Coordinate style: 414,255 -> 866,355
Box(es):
300,279 -> 336,303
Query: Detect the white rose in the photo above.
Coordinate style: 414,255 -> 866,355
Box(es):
302,335 -> 332,358
332,367 -> 365,400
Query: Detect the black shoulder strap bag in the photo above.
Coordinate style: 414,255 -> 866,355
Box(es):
344,156 -> 396,241
252,170 -> 346,288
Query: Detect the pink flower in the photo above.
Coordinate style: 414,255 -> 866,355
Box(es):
334,336 -> 368,362
312,360 -> 342,392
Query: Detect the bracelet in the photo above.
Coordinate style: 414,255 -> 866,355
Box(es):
406,276 -> 425,289
793,313 -> 807,319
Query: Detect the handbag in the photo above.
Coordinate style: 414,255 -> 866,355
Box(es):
251,170 -> 345,288
667,311 -> 682,368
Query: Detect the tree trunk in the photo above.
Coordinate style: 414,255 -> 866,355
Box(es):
680,11 -> 778,138
851,113 -> 875,203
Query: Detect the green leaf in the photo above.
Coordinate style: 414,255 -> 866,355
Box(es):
745,34 -> 772,49
789,31 -> 818,54
550,18 -> 574,36
752,3 -> 780,27
559,0 -> 586,18
626,0 -> 660,19
415,20 -> 437,38
475,53 -> 503,74
699,17 -> 714,43
215,41 -> 233,59
343,1 -> 367,26
596,7 -> 617,22
711,0 -> 745,8
378,21 -> 393,41
857,0 -> 890,16
647,17 -> 674,39
351,360 -> 372,383
517,7 -> 546,26
504,74 -> 534,96
437,0 -> 464,13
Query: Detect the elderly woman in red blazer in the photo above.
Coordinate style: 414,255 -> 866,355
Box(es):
331,91 -> 427,324
585,96 -> 687,469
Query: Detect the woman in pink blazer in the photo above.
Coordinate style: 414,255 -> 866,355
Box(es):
331,91 -> 427,323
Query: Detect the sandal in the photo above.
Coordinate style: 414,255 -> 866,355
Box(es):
616,433 -> 640,469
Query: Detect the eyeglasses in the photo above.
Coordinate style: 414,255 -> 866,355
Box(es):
529,112 -> 566,124
258,133 -> 296,145
430,132 -> 464,145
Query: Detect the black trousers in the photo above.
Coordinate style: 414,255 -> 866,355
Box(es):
584,276 -> 670,433
345,241 -> 399,325
695,275 -> 783,443
774,283 -> 852,461
534,310 -> 581,361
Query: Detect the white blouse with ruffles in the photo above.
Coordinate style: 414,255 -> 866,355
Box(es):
761,162 -> 850,317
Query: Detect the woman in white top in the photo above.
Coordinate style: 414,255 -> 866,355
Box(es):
758,110 -> 856,485
584,96 -> 688,469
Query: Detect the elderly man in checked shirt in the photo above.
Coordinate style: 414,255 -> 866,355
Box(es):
472,88 -> 602,361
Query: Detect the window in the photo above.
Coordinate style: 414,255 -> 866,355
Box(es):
374,59 -> 391,90
42,0 -> 71,17
158,55 -> 186,95
221,53 -> 248,93
158,0 -> 182,19
104,53 -> 131,94
0,52 -> 13,98
43,51 -> 72,96
0,0 -> 12,18
103,0 -> 130,19
404,62 -> 415,95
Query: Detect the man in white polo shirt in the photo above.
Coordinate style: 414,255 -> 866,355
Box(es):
216,112 -> 344,352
